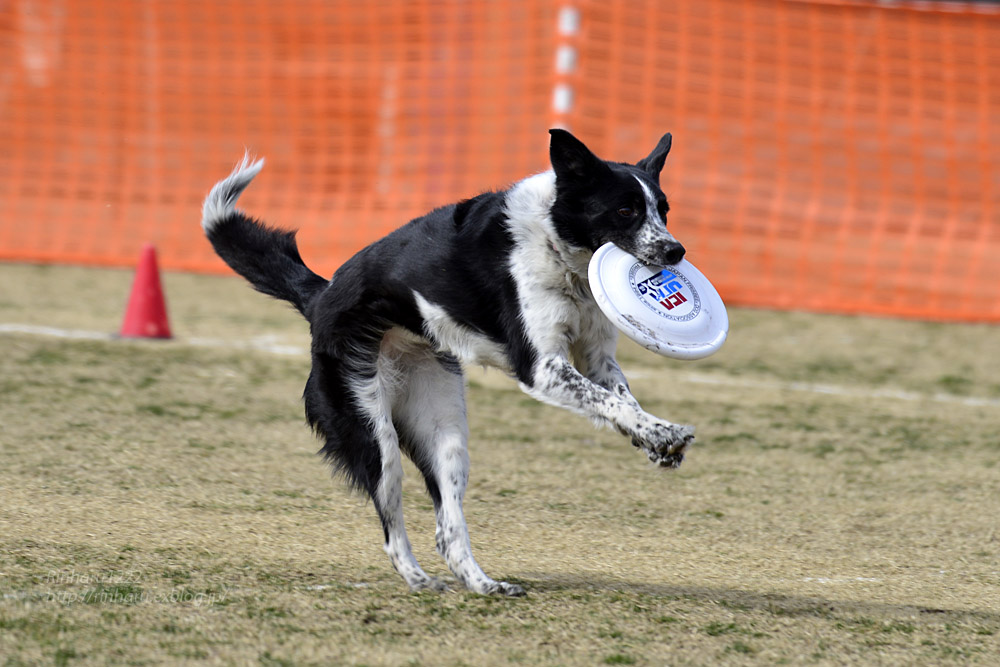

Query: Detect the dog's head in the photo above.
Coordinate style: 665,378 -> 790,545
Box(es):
548,129 -> 685,266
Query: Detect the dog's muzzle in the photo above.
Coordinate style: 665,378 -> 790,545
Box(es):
659,242 -> 686,266
637,240 -> 685,267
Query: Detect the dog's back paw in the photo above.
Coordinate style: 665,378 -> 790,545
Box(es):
484,581 -> 526,597
410,576 -> 450,593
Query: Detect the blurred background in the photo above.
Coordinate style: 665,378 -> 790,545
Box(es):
1,0 -> 997,321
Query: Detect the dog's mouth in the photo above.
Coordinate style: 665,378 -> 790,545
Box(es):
634,242 -> 686,267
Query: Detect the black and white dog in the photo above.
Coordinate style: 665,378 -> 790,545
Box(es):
201,129 -> 695,596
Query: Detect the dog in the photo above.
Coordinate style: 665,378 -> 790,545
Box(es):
201,129 -> 695,596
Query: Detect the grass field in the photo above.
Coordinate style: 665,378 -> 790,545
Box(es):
1,262 -> 999,665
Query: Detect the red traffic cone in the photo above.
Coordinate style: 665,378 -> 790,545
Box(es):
120,244 -> 172,339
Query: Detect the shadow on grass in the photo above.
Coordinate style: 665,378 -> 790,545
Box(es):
519,572 -> 1000,624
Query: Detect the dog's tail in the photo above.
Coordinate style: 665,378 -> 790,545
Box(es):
201,155 -> 327,317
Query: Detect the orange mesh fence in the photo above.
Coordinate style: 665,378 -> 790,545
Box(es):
1,1 -> 998,321
569,0 -> 1000,322
0,1 -> 559,279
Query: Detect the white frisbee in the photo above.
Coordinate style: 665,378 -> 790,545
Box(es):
588,243 -> 729,360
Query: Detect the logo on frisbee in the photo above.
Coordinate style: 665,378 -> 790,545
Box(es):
629,264 -> 701,322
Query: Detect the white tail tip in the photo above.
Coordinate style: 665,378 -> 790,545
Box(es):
201,153 -> 265,233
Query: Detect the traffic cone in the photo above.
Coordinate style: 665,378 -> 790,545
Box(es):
120,244 -> 172,339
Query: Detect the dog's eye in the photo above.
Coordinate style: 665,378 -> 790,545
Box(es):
617,207 -> 635,217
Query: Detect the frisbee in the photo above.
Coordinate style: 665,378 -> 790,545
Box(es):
588,243 -> 728,360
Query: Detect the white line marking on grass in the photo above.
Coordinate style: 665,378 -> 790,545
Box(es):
0,323 -> 115,340
187,335 -> 307,356
670,372 -> 1000,409
0,323 -> 308,356
4,322 -> 998,408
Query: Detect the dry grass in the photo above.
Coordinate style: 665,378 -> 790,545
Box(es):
1,263 -> 999,665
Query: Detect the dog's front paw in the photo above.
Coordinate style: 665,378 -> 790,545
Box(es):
632,422 -> 694,468
643,421 -> 695,454
632,436 -> 687,468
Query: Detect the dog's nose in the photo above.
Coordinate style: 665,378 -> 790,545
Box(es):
662,242 -> 685,266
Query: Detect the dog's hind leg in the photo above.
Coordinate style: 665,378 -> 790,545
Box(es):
394,351 -> 526,597
361,352 -> 452,592
306,346 -> 446,592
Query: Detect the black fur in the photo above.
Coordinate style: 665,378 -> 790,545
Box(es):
206,214 -> 326,317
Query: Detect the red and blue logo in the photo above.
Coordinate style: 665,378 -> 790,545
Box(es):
629,265 -> 701,322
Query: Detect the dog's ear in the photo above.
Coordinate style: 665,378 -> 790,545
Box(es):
636,132 -> 672,181
549,129 -> 610,183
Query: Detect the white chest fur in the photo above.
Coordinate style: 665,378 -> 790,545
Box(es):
504,171 -> 607,358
